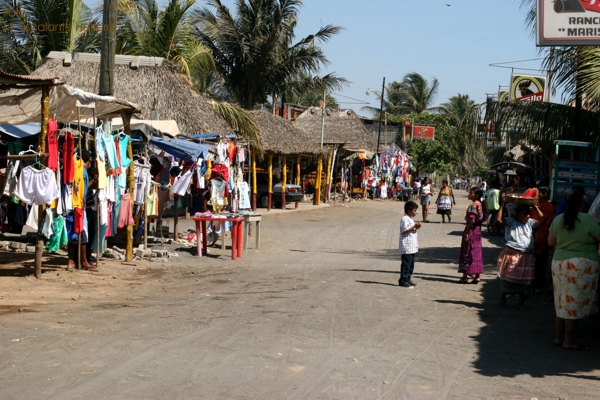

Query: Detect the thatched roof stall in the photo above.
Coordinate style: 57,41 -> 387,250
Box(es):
33,52 -> 231,135
246,110 -> 326,210
249,110 -> 323,155
0,70 -> 141,278
293,107 -> 377,152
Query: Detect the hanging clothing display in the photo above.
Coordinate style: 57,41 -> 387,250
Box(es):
172,169 -> 193,197
14,167 -> 59,206
133,162 -> 152,205
46,118 -> 59,172
62,131 -> 74,184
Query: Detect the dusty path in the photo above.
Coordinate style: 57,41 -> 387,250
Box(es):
2,192 -> 600,399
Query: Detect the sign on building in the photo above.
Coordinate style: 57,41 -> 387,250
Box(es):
510,74 -> 547,101
537,0 -> 600,46
411,125 -> 435,141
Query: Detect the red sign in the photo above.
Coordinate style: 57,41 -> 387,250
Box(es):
515,91 -> 545,101
412,125 -> 435,140
580,0 -> 600,13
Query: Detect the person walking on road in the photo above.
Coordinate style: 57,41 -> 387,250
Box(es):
419,177 -> 434,222
458,187 -> 485,284
435,180 -> 455,223
548,189 -> 600,350
399,201 -> 422,288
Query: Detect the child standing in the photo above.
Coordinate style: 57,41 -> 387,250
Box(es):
399,201 -> 422,287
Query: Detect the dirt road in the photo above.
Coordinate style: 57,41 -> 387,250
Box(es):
2,192 -> 600,399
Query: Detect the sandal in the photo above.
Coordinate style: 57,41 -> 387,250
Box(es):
458,277 -> 469,284
471,278 -> 481,284
82,265 -> 99,272
563,344 -> 589,351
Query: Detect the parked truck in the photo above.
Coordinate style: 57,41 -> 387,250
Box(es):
550,140 -> 600,203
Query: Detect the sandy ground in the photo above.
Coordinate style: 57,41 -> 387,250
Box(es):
2,191 -> 600,400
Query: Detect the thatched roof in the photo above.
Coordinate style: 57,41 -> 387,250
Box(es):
32,52 -> 231,135
249,110 -> 323,155
293,107 -> 377,152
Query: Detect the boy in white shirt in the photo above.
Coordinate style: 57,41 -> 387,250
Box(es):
399,201 -> 422,287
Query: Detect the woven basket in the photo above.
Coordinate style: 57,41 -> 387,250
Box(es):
504,194 -> 538,206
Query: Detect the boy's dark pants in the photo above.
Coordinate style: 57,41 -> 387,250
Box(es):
400,253 -> 415,283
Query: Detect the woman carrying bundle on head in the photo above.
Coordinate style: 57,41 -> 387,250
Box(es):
495,193 -> 546,309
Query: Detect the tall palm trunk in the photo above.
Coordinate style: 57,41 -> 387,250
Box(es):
99,0 -> 118,96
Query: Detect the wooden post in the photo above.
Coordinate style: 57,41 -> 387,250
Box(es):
325,148 -> 332,203
94,110 -> 101,268
121,112 -> 135,261
315,155 -> 323,206
174,195 -> 179,240
252,152 -> 257,211
267,153 -> 273,211
281,154 -> 287,209
34,86 -> 50,279
296,154 -> 301,208
143,143 -> 148,251
77,108 -> 82,270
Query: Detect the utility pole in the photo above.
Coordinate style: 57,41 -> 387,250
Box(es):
99,0 -> 118,96
376,77 -> 385,154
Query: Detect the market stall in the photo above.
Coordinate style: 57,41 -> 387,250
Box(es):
0,70 -> 140,278
147,135 -> 252,244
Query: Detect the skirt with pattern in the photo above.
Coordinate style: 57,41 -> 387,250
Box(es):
552,257 -> 599,319
497,247 -> 535,285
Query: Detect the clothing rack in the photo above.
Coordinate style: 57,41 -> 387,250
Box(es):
0,153 -> 49,161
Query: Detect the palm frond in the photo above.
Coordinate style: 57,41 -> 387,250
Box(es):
209,100 -> 264,156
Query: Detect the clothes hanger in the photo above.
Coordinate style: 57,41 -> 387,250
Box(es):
27,153 -> 44,169
19,145 -> 38,155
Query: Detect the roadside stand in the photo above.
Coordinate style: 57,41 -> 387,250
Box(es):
0,70 -> 141,278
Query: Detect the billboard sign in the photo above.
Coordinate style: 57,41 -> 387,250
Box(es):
411,125 -> 435,141
510,74 -> 547,101
537,0 -> 600,46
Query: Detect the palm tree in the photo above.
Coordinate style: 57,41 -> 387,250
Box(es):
191,0 -> 345,110
436,94 -> 476,123
389,73 -> 439,115
116,0 -> 214,77
0,0 -> 98,74
362,73 -> 439,119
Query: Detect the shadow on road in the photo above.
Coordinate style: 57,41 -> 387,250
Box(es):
437,277 -> 600,379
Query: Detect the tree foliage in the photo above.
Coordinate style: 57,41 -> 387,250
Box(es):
0,0 -> 98,73
191,0 -> 344,109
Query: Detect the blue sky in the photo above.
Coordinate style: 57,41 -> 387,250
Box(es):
87,0 -> 548,117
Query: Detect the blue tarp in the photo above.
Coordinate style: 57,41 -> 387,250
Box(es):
150,137 -> 208,160
0,123 -> 41,138
189,133 -> 236,140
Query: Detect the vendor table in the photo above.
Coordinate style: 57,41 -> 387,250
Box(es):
193,216 -> 244,260
242,213 -> 261,251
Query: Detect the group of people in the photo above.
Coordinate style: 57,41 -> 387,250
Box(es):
398,183 -> 600,350
411,177 -> 456,223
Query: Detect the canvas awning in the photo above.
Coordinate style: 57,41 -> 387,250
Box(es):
111,117 -> 180,139
343,149 -> 375,161
149,137 -> 210,161
0,84 -> 140,125
0,122 -> 41,138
